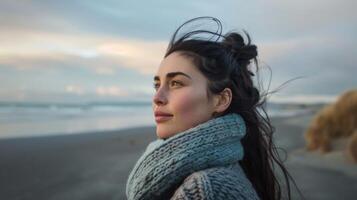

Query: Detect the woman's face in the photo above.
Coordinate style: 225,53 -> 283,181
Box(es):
152,52 -> 216,139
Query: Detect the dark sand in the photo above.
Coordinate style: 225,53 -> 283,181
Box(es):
1,114 -> 356,200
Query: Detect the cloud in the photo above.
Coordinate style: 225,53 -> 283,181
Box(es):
255,31 -> 357,89
255,0 -> 357,40
259,34 -> 357,69
95,86 -> 129,97
97,40 -> 166,75
65,85 -> 85,95
0,30 -> 166,75
1,0 -> 356,103
94,67 -> 116,75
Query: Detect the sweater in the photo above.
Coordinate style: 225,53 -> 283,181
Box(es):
126,113 -> 260,200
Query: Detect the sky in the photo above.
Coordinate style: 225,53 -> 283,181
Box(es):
0,0 -> 356,103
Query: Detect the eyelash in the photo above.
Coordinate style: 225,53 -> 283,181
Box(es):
153,80 -> 183,90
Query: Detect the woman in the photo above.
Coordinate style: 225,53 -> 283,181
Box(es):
126,17 -> 302,200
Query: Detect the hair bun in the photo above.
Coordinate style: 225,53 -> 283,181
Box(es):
222,32 -> 258,62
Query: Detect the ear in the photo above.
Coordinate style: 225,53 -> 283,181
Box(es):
213,88 -> 232,114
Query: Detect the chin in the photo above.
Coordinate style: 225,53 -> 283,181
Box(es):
156,129 -> 167,139
156,127 -> 175,139
156,133 -> 170,140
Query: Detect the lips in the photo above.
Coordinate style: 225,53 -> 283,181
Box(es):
154,111 -> 173,123
155,115 -> 173,123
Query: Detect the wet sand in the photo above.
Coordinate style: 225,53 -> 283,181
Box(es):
0,113 -> 356,200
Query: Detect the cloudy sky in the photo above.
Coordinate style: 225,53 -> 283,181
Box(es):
0,0 -> 356,103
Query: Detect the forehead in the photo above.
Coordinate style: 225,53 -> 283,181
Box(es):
155,52 -> 199,78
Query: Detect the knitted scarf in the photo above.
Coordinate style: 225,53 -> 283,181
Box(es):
126,113 -> 246,200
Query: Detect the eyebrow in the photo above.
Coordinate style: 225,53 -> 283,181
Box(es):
154,71 -> 192,81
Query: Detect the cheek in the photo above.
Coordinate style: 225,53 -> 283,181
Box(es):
172,89 -> 210,123
175,96 -> 197,114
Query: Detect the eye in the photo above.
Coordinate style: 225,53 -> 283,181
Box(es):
153,83 -> 160,90
153,80 -> 183,91
170,80 -> 183,87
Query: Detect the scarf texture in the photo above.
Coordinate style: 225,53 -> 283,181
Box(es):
126,113 -> 253,200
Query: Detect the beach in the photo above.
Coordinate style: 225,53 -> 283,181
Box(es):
1,112 -> 356,200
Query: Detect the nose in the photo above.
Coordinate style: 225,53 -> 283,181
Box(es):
153,88 -> 168,106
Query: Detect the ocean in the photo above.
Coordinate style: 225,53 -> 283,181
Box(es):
0,101 -> 315,139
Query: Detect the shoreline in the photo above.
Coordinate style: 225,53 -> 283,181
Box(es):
0,102 -> 320,140
1,112 -> 356,200
0,125 -> 156,141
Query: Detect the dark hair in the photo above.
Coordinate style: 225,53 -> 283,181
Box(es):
164,17 -> 304,200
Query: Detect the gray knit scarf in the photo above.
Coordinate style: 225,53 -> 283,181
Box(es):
126,113 -> 246,200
